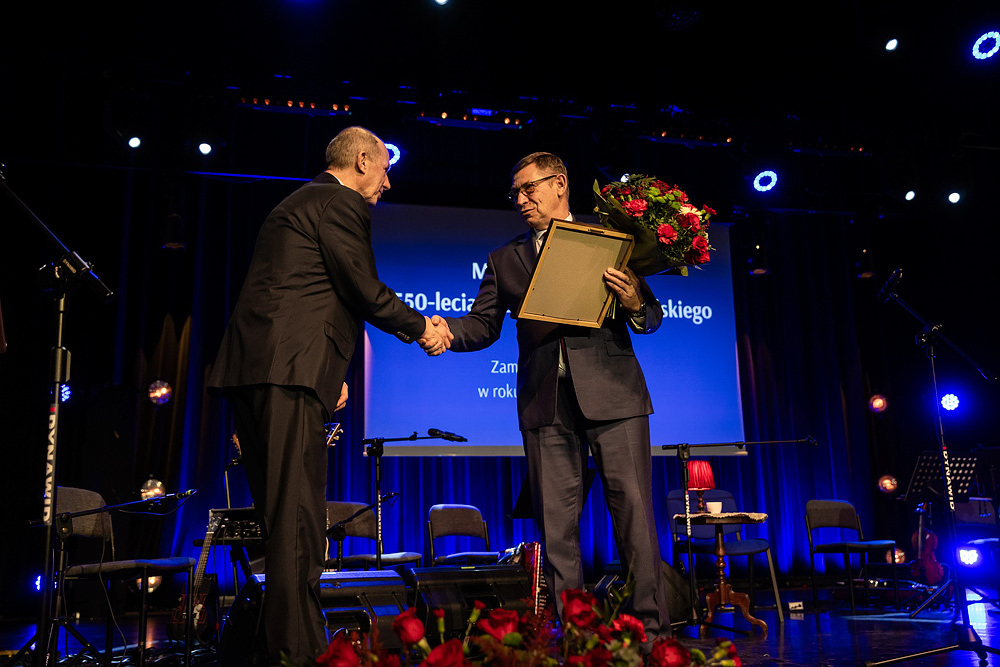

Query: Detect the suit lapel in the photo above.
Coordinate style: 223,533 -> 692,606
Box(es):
514,230 -> 535,275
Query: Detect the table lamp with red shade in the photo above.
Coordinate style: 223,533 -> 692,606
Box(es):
688,459 -> 715,512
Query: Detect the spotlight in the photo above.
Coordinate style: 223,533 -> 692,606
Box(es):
148,380 -> 172,405
59,384 -> 71,403
128,136 -> 142,149
198,143 -> 213,155
385,142 -> 401,166
134,575 -> 163,593
868,394 -> 889,413
753,170 -> 778,192
959,547 -> 981,566
434,0 -> 448,4
904,190 -> 916,201
948,192 -> 961,204
972,31 -> 999,60
35,575 -> 42,592
887,547 -> 906,564
885,38 -> 899,51
139,476 -> 166,500
877,474 -> 898,494
941,393 -> 959,411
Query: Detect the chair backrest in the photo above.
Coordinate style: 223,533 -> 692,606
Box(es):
428,504 -> 488,541
327,501 -> 377,541
666,489 -> 740,540
56,486 -> 112,541
805,499 -> 863,541
955,498 -> 996,527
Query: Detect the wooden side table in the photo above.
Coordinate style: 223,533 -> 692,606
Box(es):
673,511 -> 769,636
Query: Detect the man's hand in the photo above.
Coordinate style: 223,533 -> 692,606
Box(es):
335,382 -> 349,411
604,266 -> 644,313
418,315 -> 454,356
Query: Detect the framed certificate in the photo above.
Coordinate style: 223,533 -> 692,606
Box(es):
516,218 -> 634,328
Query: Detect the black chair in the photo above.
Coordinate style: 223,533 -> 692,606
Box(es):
667,489 -> 783,622
805,498 -> 898,614
426,503 -> 500,567
54,486 -> 196,666
325,500 -> 422,570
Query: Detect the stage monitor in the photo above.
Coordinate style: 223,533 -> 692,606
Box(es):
364,203 -> 744,455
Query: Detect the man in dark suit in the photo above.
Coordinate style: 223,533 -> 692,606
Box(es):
435,152 -> 670,646
208,126 -> 452,664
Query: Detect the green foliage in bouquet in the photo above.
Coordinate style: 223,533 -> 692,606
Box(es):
593,176 -> 715,277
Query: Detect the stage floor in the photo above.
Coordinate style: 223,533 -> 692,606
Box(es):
3,589 -> 999,666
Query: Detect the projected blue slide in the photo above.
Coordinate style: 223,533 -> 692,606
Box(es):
364,203 -> 743,455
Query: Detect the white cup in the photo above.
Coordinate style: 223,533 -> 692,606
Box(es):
706,501 -> 723,514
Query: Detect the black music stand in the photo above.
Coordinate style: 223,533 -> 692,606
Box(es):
902,453 -> 978,619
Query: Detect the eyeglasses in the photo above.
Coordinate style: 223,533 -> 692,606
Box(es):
507,174 -> 558,202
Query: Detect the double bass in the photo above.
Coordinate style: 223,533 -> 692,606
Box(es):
910,502 -> 944,586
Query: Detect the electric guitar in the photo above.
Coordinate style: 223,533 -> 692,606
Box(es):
167,511 -> 222,642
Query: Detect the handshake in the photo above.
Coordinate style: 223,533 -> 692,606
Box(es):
418,315 -> 454,356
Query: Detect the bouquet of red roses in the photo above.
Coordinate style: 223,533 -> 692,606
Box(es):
593,175 -> 715,276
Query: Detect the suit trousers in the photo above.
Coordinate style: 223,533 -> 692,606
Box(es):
522,378 -> 671,642
227,384 -> 329,664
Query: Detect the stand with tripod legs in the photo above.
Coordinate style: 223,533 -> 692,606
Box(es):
866,270 -> 999,667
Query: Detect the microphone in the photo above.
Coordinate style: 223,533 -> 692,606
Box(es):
806,435 -> 819,447
878,268 -> 902,302
428,428 -> 468,442
176,489 -> 197,499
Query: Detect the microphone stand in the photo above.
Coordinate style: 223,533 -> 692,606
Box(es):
662,437 -> 815,635
1,169 -> 113,667
866,277 -> 999,667
359,430 -> 464,569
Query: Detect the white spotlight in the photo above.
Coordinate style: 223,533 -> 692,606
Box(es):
753,170 -> 778,192
948,192 -> 961,204
904,190 -> 916,201
198,143 -> 213,155
972,31 -> 999,60
885,38 -> 899,51
128,136 -> 141,149
384,142 -> 401,166
434,0 -> 448,4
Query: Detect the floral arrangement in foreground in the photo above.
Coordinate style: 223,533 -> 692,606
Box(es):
285,587 -> 740,667
593,176 -> 715,276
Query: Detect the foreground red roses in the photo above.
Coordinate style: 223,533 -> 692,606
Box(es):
293,588 -> 740,667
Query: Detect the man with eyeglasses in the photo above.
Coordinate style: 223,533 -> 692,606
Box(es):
209,126 -> 453,664
433,152 -> 670,648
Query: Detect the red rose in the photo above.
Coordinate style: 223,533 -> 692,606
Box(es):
476,608 -> 520,642
703,205 -> 717,217
315,632 -> 359,667
583,645 -> 613,667
685,234 -> 710,264
657,223 -> 678,246
474,600 -> 486,611
391,607 -> 425,645
647,637 -> 690,667
611,614 -> 647,643
424,639 -> 470,667
433,609 -> 446,619
595,625 -> 613,642
679,211 -> 701,231
624,199 -> 648,217
561,589 -> 598,629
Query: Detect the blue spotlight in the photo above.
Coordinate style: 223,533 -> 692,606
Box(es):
753,170 -> 778,192
198,143 -> 213,155
385,143 -> 401,166
885,38 -> 899,51
128,136 -> 141,149
35,575 -> 42,592
959,547 -> 981,566
59,384 -> 71,403
941,393 -> 959,411
972,31 -> 999,60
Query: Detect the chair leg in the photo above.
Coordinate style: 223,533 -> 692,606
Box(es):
809,553 -> 819,612
892,548 -> 900,611
861,552 -> 873,607
765,548 -> 784,624
844,553 -> 856,615
747,556 -> 756,613
185,565 -> 194,667
138,568 -> 149,666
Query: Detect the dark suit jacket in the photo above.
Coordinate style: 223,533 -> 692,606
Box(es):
446,228 -> 662,430
208,173 -> 426,412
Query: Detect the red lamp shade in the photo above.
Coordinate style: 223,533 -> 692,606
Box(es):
688,460 -> 715,491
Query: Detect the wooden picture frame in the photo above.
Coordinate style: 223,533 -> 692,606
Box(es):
516,218 -> 634,328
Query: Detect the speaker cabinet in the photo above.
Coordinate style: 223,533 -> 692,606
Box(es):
403,565 -> 530,638
219,570 -> 408,666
